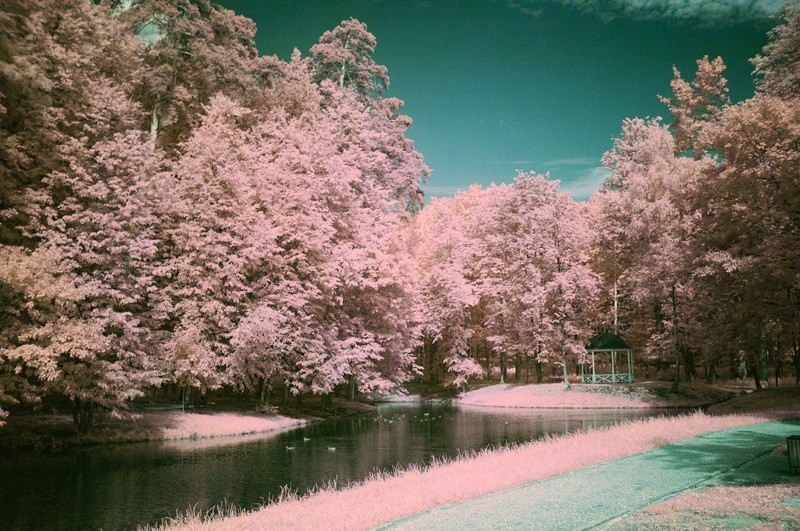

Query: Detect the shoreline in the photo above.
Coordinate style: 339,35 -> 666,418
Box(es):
453,381 -> 740,410
160,411 -> 784,530
0,382 -> 784,453
455,403 -> 702,410
155,411 -> 306,442
156,385 -> 798,530
0,409 -> 310,452
0,395 -> 378,452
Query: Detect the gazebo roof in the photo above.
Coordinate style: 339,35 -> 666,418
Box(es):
587,333 -> 631,351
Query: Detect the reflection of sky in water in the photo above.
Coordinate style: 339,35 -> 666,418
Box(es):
0,403 -> 677,530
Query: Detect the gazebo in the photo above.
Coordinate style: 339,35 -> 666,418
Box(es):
581,333 -> 634,384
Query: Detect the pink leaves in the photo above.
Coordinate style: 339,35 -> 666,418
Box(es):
414,172 -> 601,385
153,47 -> 427,398
311,18 -> 389,97
752,5 -> 800,99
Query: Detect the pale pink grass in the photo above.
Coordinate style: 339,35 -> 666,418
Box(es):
158,412 -> 303,441
161,411 -> 769,531
619,483 -> 800,528
456,382 -> 651,408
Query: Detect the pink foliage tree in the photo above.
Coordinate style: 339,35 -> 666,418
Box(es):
413,188 -> 485,388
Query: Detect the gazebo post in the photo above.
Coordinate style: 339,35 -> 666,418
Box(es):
592,352 -> 596,384
611,350 -> 616,383
628,350 -> 632,382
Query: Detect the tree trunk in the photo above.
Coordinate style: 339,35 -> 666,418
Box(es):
499,351 -> 507,384
525,356 -> 530,384
149,105 -> 159,151
683,349 -> 697,381
348,376 -> 357,401
321,393 -> 332,412
758,324 -> 768,388
425,336 -> 435,383
560,324 -> 569,388
192,387 -> 207,409
181,385 -> 189,412
514,354 -> 521,383
259,378 -> 268,408
339,62 -> 347,90
72,398 -> 94,434
753,355 -> 762,390
705,360 -> 717,384
793,339 -> 799,386
482,344 -> 492,380
613,279 -> 618,334
670,284 -> 680,393
535,361 -> 543,384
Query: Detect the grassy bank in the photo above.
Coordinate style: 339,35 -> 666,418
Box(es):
158,412 -> 772,530
158,386 -> 798,530
456,381 -> 739,409
0,409 -> 306,452
0,393 -> 375,452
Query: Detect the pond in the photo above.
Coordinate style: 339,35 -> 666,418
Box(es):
0,403 -> 676,529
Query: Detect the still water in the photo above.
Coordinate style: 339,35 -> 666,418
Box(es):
0,403 -> 671,529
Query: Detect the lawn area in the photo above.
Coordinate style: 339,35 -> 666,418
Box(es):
0,408 -> 305,451
617,484 -> 800,529
615,433 -> 800,529
455,380 -> 738,409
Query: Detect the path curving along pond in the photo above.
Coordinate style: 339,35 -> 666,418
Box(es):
0,402 -> 679,529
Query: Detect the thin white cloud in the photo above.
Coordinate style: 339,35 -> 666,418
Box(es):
561,167 -> 609,201
466,160 -> 537,165
543,157 -> 597,167
506,0 -> 544,16
506,0 -> 783,24
423,166 -> 607,202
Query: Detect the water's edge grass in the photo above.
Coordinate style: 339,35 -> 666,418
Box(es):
151,410 -> 789,531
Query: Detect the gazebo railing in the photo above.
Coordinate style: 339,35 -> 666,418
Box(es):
581,373 -> 633,384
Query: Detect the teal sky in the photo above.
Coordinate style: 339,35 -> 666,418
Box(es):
219,0 -> 780,200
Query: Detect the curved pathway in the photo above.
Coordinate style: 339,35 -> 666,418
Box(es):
383,419 -> 800,530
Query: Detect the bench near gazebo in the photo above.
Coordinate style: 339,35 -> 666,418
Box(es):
581,333 -> 633,384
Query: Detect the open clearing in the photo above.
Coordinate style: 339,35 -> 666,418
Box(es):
455,381 -> 738,409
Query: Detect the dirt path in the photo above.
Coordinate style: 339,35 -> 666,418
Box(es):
382,419 -> 800,530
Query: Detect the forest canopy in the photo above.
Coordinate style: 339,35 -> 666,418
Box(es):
0,0 -> 798,432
